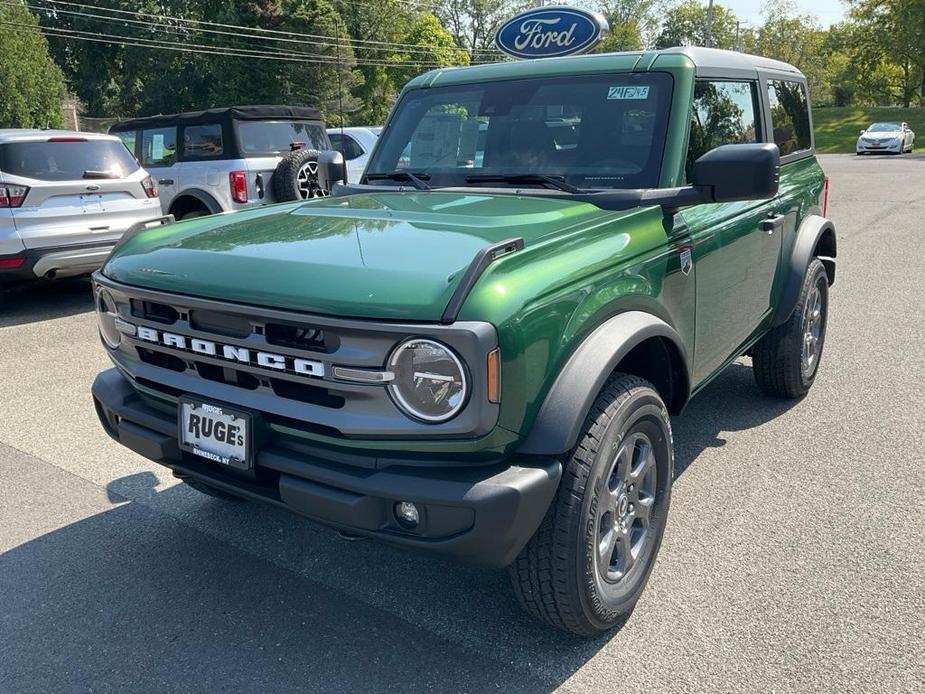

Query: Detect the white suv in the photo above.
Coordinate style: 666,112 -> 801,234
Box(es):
0,129 -> 162,295
110,106 -> 333,219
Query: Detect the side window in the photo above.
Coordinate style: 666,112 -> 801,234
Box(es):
183,124 -> 223,159
115,130 -> 137,158
687,80 -> 759,180
330,134 -> 365,161
767,80 -> 811,156
141,127 -> 177,167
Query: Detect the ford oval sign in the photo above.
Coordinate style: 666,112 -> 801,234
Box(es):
494,6 -> 609,60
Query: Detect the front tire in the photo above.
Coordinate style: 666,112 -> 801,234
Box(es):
510,374 -> 673,636
752,258 -> 829,398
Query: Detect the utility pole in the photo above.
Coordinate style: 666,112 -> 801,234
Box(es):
705,0 -> 714,48
735,20 -> 740,52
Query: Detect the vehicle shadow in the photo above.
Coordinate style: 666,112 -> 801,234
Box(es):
0,277 -> 95,328
671,360 -> 799,479
1,362 -> 799,692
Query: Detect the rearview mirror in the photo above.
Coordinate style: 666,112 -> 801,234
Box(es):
691,143 -> 780,203
860,129 -> 866,135
317,150 -> 347,189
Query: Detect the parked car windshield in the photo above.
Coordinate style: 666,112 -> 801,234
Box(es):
0,140 -> 140,181
868,123 -> 901,132
365,73 -> 673,190
236,121 -> 328,155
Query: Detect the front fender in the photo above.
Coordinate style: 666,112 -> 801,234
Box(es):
771,214 -> 836,327
517,311 -> 690,456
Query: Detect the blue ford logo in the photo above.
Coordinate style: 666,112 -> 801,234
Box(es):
495,6 -> 609,60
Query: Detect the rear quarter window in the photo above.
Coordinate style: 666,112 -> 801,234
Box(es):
183,124 -> 224,159
0,140 -> 140,181
141,127 -> 178,167
767,80 -> 812,156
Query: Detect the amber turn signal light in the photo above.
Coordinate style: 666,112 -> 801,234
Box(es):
487,348 -> 501,403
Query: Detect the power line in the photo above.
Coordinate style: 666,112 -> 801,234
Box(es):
31,0 -> 499,55
1,22 -> 450,68
12,0 -> 476,59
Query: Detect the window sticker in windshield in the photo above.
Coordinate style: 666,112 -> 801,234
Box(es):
607,86 -> 650,100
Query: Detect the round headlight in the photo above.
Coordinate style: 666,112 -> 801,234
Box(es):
387,338 -> 468,422
96,287 -> 121,349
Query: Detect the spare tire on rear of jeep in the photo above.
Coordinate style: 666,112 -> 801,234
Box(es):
273,148 -> 325,201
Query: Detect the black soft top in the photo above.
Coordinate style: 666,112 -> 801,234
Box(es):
110,105 -> 323,132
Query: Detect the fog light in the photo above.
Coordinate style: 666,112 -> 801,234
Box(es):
394,501 -> 420,529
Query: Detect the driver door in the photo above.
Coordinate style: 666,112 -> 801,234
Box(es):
682,79 -> 783,382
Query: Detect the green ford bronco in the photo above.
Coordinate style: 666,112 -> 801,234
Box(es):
91,47 -> 836,635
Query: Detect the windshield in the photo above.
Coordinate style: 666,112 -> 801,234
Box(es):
236,121 -> 329,155
365,73 -> 673,190
868,123 -> 901,132
0,140 -> 139,181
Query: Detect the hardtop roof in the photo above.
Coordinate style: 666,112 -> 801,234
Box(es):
406,47 -> 804,89
109,105 -> 323,132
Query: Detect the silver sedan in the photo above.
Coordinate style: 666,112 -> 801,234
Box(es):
856,121 -> 916,154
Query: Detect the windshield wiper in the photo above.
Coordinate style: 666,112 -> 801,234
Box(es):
82,170 -> 119,179
365,170 -> 431,190
465,173 -> 584,194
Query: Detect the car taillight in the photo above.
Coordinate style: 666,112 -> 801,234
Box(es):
47,136 -> 87,142
0,184 -> 29,208
821,176 -> 830,217
141,175 -> 159,199
0,256 -> 26,269
230,171 -> 248,204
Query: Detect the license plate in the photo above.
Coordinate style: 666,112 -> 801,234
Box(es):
178,397 -> 252,470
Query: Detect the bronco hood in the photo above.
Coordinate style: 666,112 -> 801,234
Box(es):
102,192 -> 617,320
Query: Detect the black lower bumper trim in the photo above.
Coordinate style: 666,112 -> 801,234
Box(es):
91,368 -> 561,567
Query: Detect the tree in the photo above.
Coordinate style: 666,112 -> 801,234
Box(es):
655,0 -> 738,50
436,0 -> 527,60
0,3 -> 66,128
595,0 -> 663,52
744,0 -> 832,103
849,0 -> 925,107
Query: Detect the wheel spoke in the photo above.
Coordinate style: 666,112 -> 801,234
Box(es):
598,526 -> 617,569
619,530 -> 634,574
630,446 -> 655,484
635,496 -> 654,525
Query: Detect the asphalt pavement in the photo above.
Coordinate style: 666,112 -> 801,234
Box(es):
1,154 -> 922,693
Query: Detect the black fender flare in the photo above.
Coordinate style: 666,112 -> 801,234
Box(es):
168,188 -> 223,216
518,311 -> 691,457
771,214 -> 836,327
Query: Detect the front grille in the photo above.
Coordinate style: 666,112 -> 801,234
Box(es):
100,277 -> 498,442
137,346 -> 185,372
131,299 -> 179,324
195,362 -> 260,390
190,309 -> 251,338
265,322 -> 330,352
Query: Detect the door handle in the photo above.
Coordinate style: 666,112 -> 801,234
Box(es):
158,178 -> 174,185
760,214 -> 785,234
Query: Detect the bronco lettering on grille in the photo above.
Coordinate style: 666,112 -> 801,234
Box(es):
132,323 -> 325,378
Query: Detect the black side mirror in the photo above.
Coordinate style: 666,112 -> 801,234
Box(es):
317,150 -> 347,189
691,143 -> 780,203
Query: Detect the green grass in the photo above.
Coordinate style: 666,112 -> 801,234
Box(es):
813,107 -> 925,153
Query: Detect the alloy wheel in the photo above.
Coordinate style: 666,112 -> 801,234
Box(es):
596,432 -> 657,583
801,283 -> 824,379
296,160 -> 324,199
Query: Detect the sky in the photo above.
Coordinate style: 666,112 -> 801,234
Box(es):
721,0 -> 849,26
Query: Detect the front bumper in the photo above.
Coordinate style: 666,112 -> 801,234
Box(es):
92,368 -> 561,567
857,140 -> 901,153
